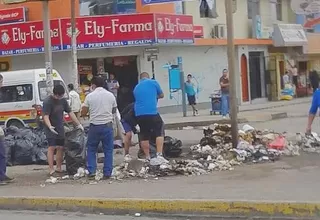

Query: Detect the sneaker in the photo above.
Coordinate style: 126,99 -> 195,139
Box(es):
102,176 -> 111,180
195,110 -> 199,116
0,180 -> 7,185
88,174 -> 96,181
222,116 -> 227,119
4,176 -> 14,183
150,155 -> 169,166
124,154 -> 132,163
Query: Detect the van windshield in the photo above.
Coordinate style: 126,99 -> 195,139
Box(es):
38,80 -> 69,101
0,84 -> 33,103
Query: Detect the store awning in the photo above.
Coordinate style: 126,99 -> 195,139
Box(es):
303,33 -> 320,54
272,23 -> 308,47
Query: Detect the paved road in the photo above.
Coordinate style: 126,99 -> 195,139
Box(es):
0,210 -> 262,220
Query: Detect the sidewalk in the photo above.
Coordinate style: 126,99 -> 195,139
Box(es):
162,97 -> 311,128
1,153 -> 320,217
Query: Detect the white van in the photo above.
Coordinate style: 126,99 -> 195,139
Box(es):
0,68 -> 70,128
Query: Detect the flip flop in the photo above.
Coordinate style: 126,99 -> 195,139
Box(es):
48,171 -> 56,177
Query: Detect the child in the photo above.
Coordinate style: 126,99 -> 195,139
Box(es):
185,74 -> 199,116
107,73 -> 119,98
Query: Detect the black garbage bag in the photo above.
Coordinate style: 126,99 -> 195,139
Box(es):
3,135 -> 15,166
5,126 -> 20,137
137,136 -> 182,159
33,128 -> 49,164
14,138 -> 36,165
163,136 -> 182,158
65,128 -> 86,175
19,128 -> 37,141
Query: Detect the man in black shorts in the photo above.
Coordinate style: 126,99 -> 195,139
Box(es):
133,72 -> 168,166
43,85 -> 83,176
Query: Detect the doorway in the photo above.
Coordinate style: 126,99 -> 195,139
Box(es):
105,56 -> 139,112
249,52 -> 263,100
241,54 -> 249,102
279,60 -> 285,89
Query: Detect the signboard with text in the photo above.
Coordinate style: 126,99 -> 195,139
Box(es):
0,7 -> 26,25
193,25 -> 204,38
0,13 -> 194,56
154,14 -> 194,44
60,14 -> 156,50
0,19 -> 62,56
291,0 -> 320,15
141,0 -> 180,5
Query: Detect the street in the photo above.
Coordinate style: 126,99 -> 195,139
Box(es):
0,211 -> 165,220
1,101 -> 320,219
0,210 -> 302,220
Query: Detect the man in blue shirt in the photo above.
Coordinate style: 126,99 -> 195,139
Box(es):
307,89 -> 320,133
185,74 -> 199,116
133,72 -> 168,166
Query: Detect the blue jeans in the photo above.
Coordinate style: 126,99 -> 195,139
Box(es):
0,138 -> 6,181
87,124 -> 114,177
221,93 -> 229,116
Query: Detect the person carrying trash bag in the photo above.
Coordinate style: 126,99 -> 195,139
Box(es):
43,84 -> 83,177
81,76 -> 118,180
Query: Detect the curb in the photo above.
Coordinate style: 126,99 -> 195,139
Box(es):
271,112 -> 288,120
239,99 -> 310,113
0,197 -> 320,218
164,118 -> 249,129
165,112 -> 288,129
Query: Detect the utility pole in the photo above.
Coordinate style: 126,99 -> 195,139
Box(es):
178,56 -> 187,117
43,0 -> 54,96
225,0 -> 238,148
71,0 -> 79,90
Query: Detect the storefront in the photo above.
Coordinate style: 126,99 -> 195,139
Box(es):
0,13 -> 234,111
269,23 -> 309,100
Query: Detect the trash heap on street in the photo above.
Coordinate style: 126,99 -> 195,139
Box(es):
4,124 -> 320,183
297,132 -> 320,153
111,124 -> 301,180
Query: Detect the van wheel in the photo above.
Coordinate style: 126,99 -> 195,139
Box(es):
6,120 -> 25,129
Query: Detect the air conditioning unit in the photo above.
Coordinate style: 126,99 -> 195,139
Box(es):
210,24 -> 227,39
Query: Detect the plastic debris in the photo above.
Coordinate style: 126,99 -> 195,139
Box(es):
62,175 -> 70,180
45,177 -> 58,184
183,126 -> 194,130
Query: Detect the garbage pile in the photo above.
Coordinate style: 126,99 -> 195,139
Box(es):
296,132 -> 320,153
111,124 -> 301,180
4,126 -> 48,166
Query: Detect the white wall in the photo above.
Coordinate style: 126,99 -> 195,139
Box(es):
184,0 -> 250,39
11,46 -> 229,108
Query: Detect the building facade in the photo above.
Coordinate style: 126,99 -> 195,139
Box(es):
0,0 -> 313,112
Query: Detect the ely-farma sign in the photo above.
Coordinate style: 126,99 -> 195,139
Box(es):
291,0 -> 320,14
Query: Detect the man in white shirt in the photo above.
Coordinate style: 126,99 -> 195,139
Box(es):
68,84 -> 82,120
81,76 -> 117,180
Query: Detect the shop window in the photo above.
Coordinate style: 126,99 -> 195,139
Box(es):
199,0 -> 218,18
0,84 -> 33,103
80,0 -> 115,16
276,0 -> 282,21
247,0 -> 260,19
